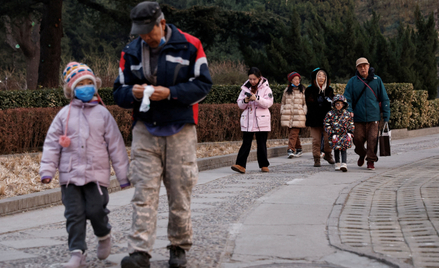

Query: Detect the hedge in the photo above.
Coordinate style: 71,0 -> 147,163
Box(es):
0,83 -> 437,131
0,83 -> 419,109
0,104 -> 291,154
0,85 -> 288,110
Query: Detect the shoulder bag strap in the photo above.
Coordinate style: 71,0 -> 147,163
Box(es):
357,75 -> 379,102
352,84 -> 367,110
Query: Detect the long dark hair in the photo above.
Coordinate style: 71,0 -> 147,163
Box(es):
286,84 -> 303,95
248,67 -> 262,93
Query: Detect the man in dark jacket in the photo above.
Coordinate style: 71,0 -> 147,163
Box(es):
344,57 -> 390,170
113,2 -> 212,267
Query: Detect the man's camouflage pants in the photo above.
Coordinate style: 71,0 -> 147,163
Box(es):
127,123 -> 198,253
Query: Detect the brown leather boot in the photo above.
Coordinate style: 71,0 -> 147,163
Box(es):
314,158 -> 321,167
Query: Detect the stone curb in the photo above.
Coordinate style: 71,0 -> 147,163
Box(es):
0,143 -> 311,217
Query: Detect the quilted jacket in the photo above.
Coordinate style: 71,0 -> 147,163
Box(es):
40,99 -> 129,188
280,85 -> 307,128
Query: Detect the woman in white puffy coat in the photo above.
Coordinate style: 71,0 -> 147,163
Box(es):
231,67 -> 273,174
280,72 -> 307,158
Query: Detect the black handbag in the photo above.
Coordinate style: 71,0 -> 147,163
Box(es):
379,122 -> 391,156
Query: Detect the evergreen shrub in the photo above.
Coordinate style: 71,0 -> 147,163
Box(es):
1,83 -> 437,135
0,83 -> 415,109
0,84 -> 297,109
409,90 -> 430,130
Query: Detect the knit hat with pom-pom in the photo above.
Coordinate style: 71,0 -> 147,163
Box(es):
62,62 -> 97,99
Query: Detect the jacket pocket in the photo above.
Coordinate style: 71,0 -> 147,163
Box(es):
59,154 -> 74,173
240,114 -> 248,128
88,142 -> 110,171
256,114 -> 270,128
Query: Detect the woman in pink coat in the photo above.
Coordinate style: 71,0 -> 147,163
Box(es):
231,67 -> 274,174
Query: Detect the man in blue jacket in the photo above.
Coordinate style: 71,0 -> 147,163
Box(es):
344,57 -> 390,171
113,2 -> 212,267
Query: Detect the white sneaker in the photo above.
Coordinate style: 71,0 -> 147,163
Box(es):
335,163 -> 341,171
340,163 -> 348,172
320,152 -> 325,158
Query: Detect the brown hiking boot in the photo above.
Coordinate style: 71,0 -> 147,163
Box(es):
314,158 -> 321,167
261,167 -> 269,172
324,154 -> 335,164
231,165 -> 246,174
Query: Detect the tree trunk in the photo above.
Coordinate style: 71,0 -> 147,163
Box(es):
3,15 -> 40,90
26,51 -> 40,90
38,0 -> 63,88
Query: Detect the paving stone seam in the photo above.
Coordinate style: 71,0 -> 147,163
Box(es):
331,157 -> 439,268
327,171 -> 414,268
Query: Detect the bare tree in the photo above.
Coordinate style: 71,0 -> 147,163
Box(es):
37,0 -> 62,88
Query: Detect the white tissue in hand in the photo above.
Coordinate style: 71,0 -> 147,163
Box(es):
139,85 -> 155,112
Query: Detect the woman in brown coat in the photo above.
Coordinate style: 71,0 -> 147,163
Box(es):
280,72 -> 307,158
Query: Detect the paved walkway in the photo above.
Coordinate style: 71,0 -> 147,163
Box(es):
0,134 -> 439,267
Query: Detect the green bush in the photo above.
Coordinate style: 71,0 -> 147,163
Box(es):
409,90 -> 429,130
0,88 -> 117,110
390,100 -> 411,129
1,83 -> 438,132
332,83 -> 347,95
0,83 -> 417,109
385,83 -> 414,103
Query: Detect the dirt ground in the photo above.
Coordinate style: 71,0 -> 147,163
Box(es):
0,139 -> 291,200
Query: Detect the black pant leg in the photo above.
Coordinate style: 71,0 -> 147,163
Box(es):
84,183 -> 111,238
236,132 -> 254,168
62,185 -> 87,252
341,150 -> 347,163
255,132 -> 269,168
334,149 -> 340,163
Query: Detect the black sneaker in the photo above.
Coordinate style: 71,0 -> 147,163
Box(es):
287,149 -> 294,158
121,251 -> 151,268
294,149 -> 303,157
169,246 -> 187,268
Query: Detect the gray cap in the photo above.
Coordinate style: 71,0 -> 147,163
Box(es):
130,1 -> 162,35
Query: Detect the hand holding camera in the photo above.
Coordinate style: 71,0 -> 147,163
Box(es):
245,92 -> 256,102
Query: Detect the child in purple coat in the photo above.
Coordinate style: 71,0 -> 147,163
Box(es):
40,62 -> 130,268
324,94 -> 355,172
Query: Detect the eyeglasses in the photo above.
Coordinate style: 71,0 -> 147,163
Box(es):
335,103 -> 343,106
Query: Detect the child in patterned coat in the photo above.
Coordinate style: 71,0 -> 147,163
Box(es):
324,94 -> 355,172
